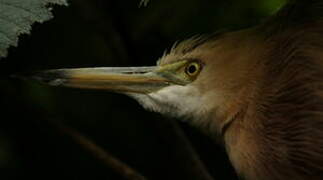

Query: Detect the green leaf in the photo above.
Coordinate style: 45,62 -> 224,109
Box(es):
0,0 -> 68,59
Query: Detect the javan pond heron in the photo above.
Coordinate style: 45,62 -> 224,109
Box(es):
31,0 -> 323,179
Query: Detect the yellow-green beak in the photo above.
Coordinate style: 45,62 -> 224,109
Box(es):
31,61 -> 191,94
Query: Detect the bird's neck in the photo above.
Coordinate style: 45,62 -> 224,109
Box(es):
212,66 -> 265,179
222,101 -> 264,179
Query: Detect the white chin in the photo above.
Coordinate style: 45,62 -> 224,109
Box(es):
125,85 -> 205,120
125,93 -> 178,116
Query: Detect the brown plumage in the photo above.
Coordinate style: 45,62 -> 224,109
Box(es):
219,0 -> 323,179
149,0 -> 323,179
32,0 -> 323,179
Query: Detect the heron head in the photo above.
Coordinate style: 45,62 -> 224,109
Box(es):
32,29 -> 259,133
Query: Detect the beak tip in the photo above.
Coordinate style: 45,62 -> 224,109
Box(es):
26,70 -> 68,86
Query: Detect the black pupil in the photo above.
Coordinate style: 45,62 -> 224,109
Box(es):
188,64 -> 197,74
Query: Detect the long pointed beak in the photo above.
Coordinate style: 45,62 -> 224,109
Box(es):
31,66 -> 176,94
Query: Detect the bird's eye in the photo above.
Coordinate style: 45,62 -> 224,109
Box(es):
185,62 -> 201,77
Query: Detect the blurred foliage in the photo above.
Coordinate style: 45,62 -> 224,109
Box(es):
139,0 -> 150,7
0,0 -> 286,179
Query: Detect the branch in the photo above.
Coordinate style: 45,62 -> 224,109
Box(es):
157,119 -> 215,180
173,122 -> 214,180
51,120 -> 147,180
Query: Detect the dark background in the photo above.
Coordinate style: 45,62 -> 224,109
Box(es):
0,0 -> 285,179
